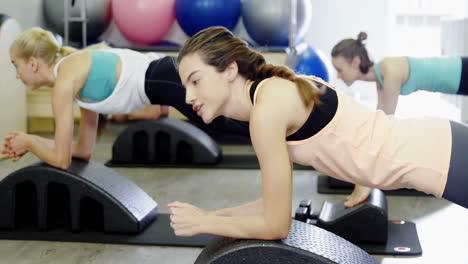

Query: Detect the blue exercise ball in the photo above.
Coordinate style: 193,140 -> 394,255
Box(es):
295,46 -> 330,82
152,40 -> 181,47
242,0 -> 312,46
175,0 -> 241,37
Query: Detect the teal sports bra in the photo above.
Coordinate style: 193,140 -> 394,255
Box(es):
79,51 -> 119,102
374,57 -> 462,95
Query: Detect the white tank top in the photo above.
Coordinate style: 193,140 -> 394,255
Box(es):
53,48 -> 164,114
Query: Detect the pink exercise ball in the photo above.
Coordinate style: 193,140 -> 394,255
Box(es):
112,0 -> 176,44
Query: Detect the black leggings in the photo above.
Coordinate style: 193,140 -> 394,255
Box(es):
442,121 -> 468,208
457,57 -> 468,95
143,56 -> 250,137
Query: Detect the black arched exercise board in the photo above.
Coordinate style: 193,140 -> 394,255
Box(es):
106,118 -> 309,170
0,159 -> 157,233
195,220 -> 378,264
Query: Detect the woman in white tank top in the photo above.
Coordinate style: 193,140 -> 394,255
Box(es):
2,27 -> 250,169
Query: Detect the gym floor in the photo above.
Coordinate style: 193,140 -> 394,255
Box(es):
1,113 -> 468,264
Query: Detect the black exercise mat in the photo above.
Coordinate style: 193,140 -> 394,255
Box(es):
358,220 -> 421,256
317,175 -> 430,196
106,155 -> 311,170
0,213 -> 213,247
0,213 -> 420,256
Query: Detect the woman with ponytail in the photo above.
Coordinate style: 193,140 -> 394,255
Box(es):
331,32 -> 468,207
169,26 -> 468,240
2,27 -> 249,169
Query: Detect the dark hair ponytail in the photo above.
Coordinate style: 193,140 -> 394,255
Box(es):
331,31 -> 373,74
357,32 -> 367,42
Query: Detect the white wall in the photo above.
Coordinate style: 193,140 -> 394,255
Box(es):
0,1 -> 46,140
0,0 -> 45,29
305,0 -> 390,100
0,18 -> 27,141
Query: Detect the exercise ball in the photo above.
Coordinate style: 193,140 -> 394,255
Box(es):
242,0 -> 312,46
150,40 -> 181,51
152,40 -> 181,47
175,0 -> 241,37
151,40 -> 181,51
293,45 -> 331,82
113,0 -> 176,45
43,0 -> 111,44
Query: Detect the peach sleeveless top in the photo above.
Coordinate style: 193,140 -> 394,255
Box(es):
252,77 -> 451,197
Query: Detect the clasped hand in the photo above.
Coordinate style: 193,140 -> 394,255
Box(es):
2,131 -> 30,161
168,201 -> 207,237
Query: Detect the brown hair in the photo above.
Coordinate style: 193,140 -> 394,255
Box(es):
177,26 -> 324,108
331,32 -> 373,74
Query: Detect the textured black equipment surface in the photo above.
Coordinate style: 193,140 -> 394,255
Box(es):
317,175 -> 430,196
0,160 -> 157,234
195,220 -> 378,264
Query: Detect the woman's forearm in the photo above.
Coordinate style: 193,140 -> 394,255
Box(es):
31,135 -> 55,148
210,199 -> 263,217
27,135 -> 70,169
200,214 -> 288,240
31,135 -> 91,160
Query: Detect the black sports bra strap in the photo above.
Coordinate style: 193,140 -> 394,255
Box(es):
249,80 -> 262,104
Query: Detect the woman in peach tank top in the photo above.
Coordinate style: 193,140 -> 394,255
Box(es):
167,26 -> 467,241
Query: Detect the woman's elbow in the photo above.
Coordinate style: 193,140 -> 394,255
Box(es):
264,221 -> 290,240
79,152 -> 92,161
74,148 -> 93,160
276,224 -> 290,240
56,156 -> 72,170
56,162 -> 70,171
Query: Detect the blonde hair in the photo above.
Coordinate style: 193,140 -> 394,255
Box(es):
85,41 -> 111,50
178,26 -> 324,108
10,27 -> 76,65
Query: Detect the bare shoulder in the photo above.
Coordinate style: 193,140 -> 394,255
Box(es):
255,77 -> 297,103
379,57 -> 408,79
57,51 -> 91,77
251,77 -> 304,125
55,51 -> 92,94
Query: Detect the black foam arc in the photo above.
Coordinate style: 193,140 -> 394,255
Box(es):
0,159 -> 157,234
